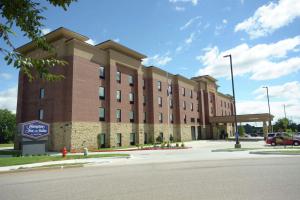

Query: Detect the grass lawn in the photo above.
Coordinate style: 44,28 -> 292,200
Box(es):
250,150 -> 300,155
0,143 -> 13,148
211,148 -> 262,152
0,153 -> 129,167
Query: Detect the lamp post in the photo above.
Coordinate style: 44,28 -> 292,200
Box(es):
223,54 -> 240,148
263,86 -> 272,133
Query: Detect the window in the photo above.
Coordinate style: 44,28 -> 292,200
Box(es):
222,110 -> 224,116
170,113 -> 173,123
116,109 -> 121,122
158,96 -> 162,107
197,118 -> 200,123
190,90 -> 193,98
143,79 -> 145,89
38,109 -> 44,120
99,66 -> 105,79
99,87 -> 105,100
183,101 -> 186,110
190,103 -> 193,111
116,90 -> 121,102
128,75 -> 134,86
144,112 -> 146,123
116,133 -> 122,146
130,133 -> 136,145
157,81 -> 162,91
221,100 -> 223,107
184,115 -> 187,124
99,107 -> 105,121
116,71 -> 121,83
197,104 -> 199,112
129,93 -> 134,104
143,95 -> 146,106
159,112 -> 163,123
182,87 -> 185,96
168,84 -> 172,95
191,118 -> 195,123
99,133 -> 106,148
169,98 -> 173,108
40,88 -> 45,99
129,111 -> 134,123
224,102 -> 226,108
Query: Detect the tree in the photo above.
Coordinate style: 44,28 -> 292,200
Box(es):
273,118 -> 299,132
0,0 -> 76,81
238,125 -> 245,137
0,109 -> 16,143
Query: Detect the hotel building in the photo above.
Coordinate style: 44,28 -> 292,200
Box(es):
15,27 -> 234,151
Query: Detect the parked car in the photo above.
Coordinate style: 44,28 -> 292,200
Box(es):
265,133 -> 280,144
268,133 -> 300,146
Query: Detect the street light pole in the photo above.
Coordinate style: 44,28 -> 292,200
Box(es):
223,54 -> 240,148
263,86 -> 272,133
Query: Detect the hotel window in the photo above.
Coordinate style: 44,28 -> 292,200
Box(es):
143,95 -> 146,105
191,118 -> 195,123
129,93 -> 134,104
183,101 -> 186,110
144,112 -> 146,123
143,79 -> 146,89
40,88 -> 45,99
129,111 -> 134,123
130,133 -> 136,145
116,133 -> 122,147
157,81 -> 162,91
168,84 -> 172,95
196,92 -> 199,100
190,103 -> 193,111
197,104 -> 199,112
99,107 -> 105,121
221,100 -> 223,107
197,118 -> 200,123
128,75 -> 134,86
159,112 -> 163,123
99,66 -> 105,79
222,110 -> 224,116
116,71 -> 121,83
169,98 -> 173,108
190,90 -> 193,98
170,113 -> 173,123
158,96 -> 162,107
184,115 -> 187,124
99,87 -> 105,100
182,87 -> 185,96
116,109 -> 121,122
38,109 -> 44,120
224,102 -> 226,108
99,133 -> 106,148
116,90 -> 121,102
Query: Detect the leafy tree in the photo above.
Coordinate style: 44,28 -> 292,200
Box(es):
273,118 -> 299,132
238,125 -> 245,137
0,0 -> 76,81
0,109 -> 16,143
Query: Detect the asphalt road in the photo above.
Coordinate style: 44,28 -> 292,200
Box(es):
1,157 -> 300,200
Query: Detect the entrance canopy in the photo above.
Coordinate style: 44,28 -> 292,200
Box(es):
209,113 -> 274,123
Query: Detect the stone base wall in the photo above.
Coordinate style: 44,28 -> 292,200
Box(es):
46,121 -> 225,151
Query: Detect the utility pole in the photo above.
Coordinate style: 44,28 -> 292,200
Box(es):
263,86 -> 272,133
224,54 -> 240,148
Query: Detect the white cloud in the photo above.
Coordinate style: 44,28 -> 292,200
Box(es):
185,32 -> 196,44
237,81 -> 300,123
41,28 -> 51,35
180,16 -> 201,30
142,53 -> 172,67
235,0 -> 300,39
169,0 -> 198,6
113,38 -> 120,43
0,86 -> 17,114
85,39 -> 96,45
222,19 -> 228,24
175,6 -> 185,11
0,73 -> 12,80
197,35 -> 300,80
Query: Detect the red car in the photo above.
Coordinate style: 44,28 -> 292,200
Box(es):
267,133 -> 300,146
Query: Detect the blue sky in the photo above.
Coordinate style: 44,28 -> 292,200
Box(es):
0,0 -> 300,123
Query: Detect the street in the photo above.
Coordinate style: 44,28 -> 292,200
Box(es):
1,156 -> 300,200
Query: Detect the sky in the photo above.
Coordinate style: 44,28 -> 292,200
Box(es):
0,0 -> 300,123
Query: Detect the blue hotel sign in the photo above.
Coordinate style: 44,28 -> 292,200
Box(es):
21,120 -> 50,139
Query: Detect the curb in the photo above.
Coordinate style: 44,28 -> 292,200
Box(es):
249,151 -> 300,155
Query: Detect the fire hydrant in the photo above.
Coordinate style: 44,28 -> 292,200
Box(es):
61,146 -> 67,157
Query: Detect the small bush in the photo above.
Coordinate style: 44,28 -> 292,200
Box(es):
181,142 -> 185,147
176,143 -> 179,147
